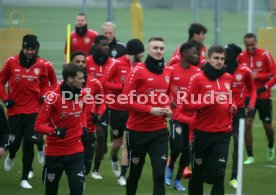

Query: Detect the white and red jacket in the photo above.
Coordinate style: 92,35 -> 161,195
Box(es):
82,75 -> 106,133
122,64 -> 171,131
167,45 -> 207,67
169,63 -> 200,124
237,48 -> 276,99
102,55 -> 133,111
231,64 -> 256,109
64,29 -> 99,56
34,85 -> 86,156
183,72 -> 235,133
41,58 -> 57,91
0,55 -> 49,116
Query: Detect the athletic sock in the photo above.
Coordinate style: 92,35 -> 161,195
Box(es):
120,165 -> 128,177
93,158 -> 102,172
111,155 -> 118,162
246,146 -> 253,157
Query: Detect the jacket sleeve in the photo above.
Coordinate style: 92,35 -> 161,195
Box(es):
121,67 -> 151,113
39,64 -> 52,97
34,97 -> 55,135
0,59 -> 12,102
93,79 -> 106,116
265,74 -> 276,89
181,74 -> 210,111
46,61 -> 57,90
255,51 -> 276,81
244,68 -> 256,108
102,61 -> 123,93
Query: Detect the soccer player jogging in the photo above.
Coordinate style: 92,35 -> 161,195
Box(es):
184,45 -> 236,195
225,44 -> 256,189
71,51 -> 106,176
238,33 -> 276,164
86,35 -> 118,179
122,37 -> 172,195
165,42 -> 200,191
35,63 -> 86,195
102,39 -> 144,186
0,35 -> 49,189
167,23 -> 207,67
64,13 -> 99,58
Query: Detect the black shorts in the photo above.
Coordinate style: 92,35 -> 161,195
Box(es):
232,108 -> 245,133
109,108 -> 128,139
246,98 -> 272,123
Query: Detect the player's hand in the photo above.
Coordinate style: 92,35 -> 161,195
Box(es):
4,99 -> 15,109
252,70 -> 258,79
170,100 -> 177,109
257,86 -> 267,96
150,107 -> 166,116
53,128 -> 67,139
163,107 -> 173,118
91,113 -> 101,124
229,104 -> 237,115
0,147 -> 5,158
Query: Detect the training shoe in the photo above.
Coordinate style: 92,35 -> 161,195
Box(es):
165,167 -> 173,186
267,147 -> 275,162
28,171 -> 34,179
4,155 -> 14,171
37,151 -> 45,165
91,171 -> 103,180
182,166 -> 192,178
20,180 -> 32,189
229,178 -> 238,189
174,180 -> 186,191
111,161 -> 121,177
117,176 -> 127,186
243,156 -> 255,165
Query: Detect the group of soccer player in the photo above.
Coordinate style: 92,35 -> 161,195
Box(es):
0,12 -> 276,195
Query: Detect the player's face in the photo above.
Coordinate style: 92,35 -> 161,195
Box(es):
76,15 -> 87,27
244,37 -> 257,55
23,47 -> 36,59
102,26 -> 115,44
97,40 -> 109,56
72,55 -> 86,68
147,41 -> 164,60
69,71 -> 85,90
207,52 -> 225,70
198,32 -> 206,43
185,47 -> 199,65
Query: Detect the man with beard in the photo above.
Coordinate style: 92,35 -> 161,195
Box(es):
184,45 -> 236,195
165,42 -> 200,191
238,33 -> 276,164
224,44 -> 256,189
64,13 -> 99,58
86,35 -> 119,179
35,63 -> 86,195
102,39 -> 144,186
102,21 -> 126,58
0,34 -> 49,189
122,37 -> 172,195
70,51 -> 106,176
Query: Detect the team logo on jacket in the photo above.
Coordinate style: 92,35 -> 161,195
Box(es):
224,83 -> 230,90
85,37 -> 90,44
195,158 -> 202,166
236,74 -> 242,81
47,173 -> 55,182
165,76 -> 170,84
113,129 -> 119,137
14,74 -> 21,81
9,135 -> 15,143
60,112 -> 69,119
34,68 -> 40,75
256,61 -> 262,67
120,75 -> 126,82
132,157 -> 140,165
111,49 -> 117,57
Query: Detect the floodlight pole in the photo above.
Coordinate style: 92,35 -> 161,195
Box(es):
192,0 -> 199,22
247,0 -> 254,32
214,0 -> 221,44
107,0 -> 114,21
82,0 -> 87,15
0,0 -> 3,29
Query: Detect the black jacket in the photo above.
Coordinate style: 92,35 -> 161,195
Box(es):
109,38 -> 126,59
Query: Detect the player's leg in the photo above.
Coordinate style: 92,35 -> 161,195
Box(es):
83,131 -> 96,175
118,131 -> 128,186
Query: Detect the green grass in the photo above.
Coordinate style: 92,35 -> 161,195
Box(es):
1,6 -> 276,195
